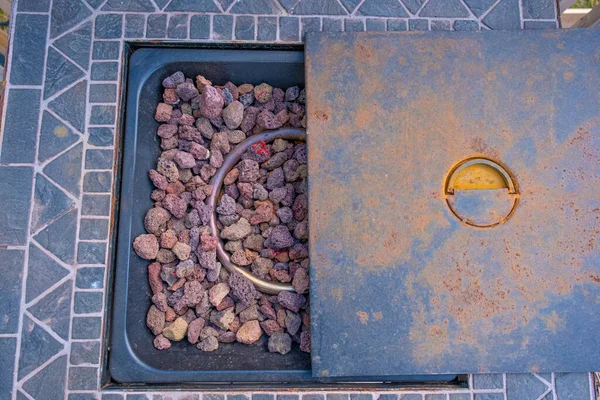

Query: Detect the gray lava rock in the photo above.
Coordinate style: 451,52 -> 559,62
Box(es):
268,332 -> 292,355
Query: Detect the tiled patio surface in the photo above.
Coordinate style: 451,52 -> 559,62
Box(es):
0,0 -> 595,399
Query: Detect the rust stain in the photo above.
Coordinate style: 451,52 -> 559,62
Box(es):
372,311 -> 383,321
356,311 -> 369,325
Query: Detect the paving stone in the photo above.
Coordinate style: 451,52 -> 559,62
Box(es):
431,20 -> 453,30
127,395 -> 149,400
424,395 -> 444,400
388,19 -> 408,30
291,0 -> 346,15
18,316 -> 64,380
213,15 -> 233,40
257,16 -> 277,40
278,396 -> 299,400
0,337 -> 16,399
0,167 -> 33,245
90,105 -> 116,125
506,374 -> 548,399
179,395 -> 200,400
90,84 -> 117,103
0,250 -> 24,334
235,16 -> 255,40
1,89 -> 40,163
278,0 -> 296,12
17,0 -> 51,11
125,14 -> 146,38
146,14 -> 167,37
38,111 -> 80,163
154,0 -> 170,9
77,242 -> 107,264
72,316 -> 102,339
76,267 -> 105,289
85,149 -> 114,170
482,0 -> 520,30
409,19 -> 429,30
74,291 -> 103,314
95,14 -> 123,39
53,22 -> 92,71
252,395 -> 274,400
83,171 -> 112,193
556,373 -> 591,399
349,395 -> 371,400
453,20 -> 479,31
93,41 -> 121,60
228,396 -> 248,400
69,394 -> 99,400
280,17 -> 299,41
399,396 -> 421,400
48,80 -> 87,134
82,194 -> 111,216
522,0 -> 555,19
50,0 -> 92,39
44,142 -> 83,197
102,0 -> 155,11
463,0 -> 497,17
103,395 -> 125,400
301,17 -> 321,38
357,0 -> 409,17
69,366 -> 98,390
168,14 -> 189,38
205,395 -> 225,400
26,243 -> 70,303
377,395 -> 397,400
420,0 -> 470,17
473,374 -> 504,389
85,0 -> 105,8
216,0 -> 235,10
91,62 -> 119,81
323,17 -> 343,31
344,18 -> 364,31
70,340 -> 101,365
17,391 -> 30,400
22,355 -> 67,400
326,395 -> 348,400
230,0 -> 283,14
89,127 -> 115,146
401,0 -> 426,14
366,18 -> 386,31
10,14 -> 48,85
448,395 -> 470,400
28,280 -> 72,340
473,395 -> 503,400
166,0 -> 220,11
34,209 -> 78,265
190,15 -> 210,39
300,396 -> 320,400
339,0 -> 361,12
524,20 -> 556,29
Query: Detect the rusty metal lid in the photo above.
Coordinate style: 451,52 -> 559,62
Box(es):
306,30 -> 600,377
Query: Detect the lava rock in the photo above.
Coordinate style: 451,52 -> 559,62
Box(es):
200,85 -> 224,119
220,218 -> 252,240
268,332 -> 292,355
222,100 -> 244,129
133,234 -> 159,260
162,317 -> 188,341
267,225 -> 295,251
228,272 -> 258,305
154,334 -> 171,350
277,291 -> 306,312
236,320 -> 262,344
146,305 -> 165,335
198,336 -> 219,352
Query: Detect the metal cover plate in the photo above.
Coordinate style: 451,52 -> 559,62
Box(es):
306,30 -> 600,377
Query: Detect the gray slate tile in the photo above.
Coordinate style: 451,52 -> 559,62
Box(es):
26,243 -> 70,303
91,62 -> 119,81
257,16 -> 277,41
53,22 -> 91,70
366,18 -> 386,31
68,366 -> 98,390
228,396 -> 248,400
50,0 -> 92,39
95,14 -> 123,39
90,84 -> 117,103
229,0 -> 283,14
401,0 -> 426,14
77,241 -> 107,264
213,15 -> 233,40
323,17 -> 343,31
103,394 -> 125,400
92,41 -> 120,60
0,250 -> 24,333
85,0 -> 105,7
38,111 -> 80,164
43,142 -> 83,197
524,20 -> 556,29
22,355 -> 67,400
522,0 -> 555,19
473,373 -> 504,389
82,194 -> 111,216
205,395 -> 225,400
10,14 -> 48,85
448,395 -> 470,400
430,19 -> 453,30
18,316 -> 64,380
357,0 -> 409,17
69,394 -> 100,400
344,18 -> 364,31
424,395 -> 444,400
147,14 -> 167,38
90,105 -> 116,125
18,0 -> 51,11
83,171 -> 112,192
420,0 -> 470,17
453,20 -> 479,31
34,209 -> 78,265
506,374 -> 549,400
48,80 -> 87,134
235,16 -> 255,40
85,149 -> 114,170
125,14 -> 146,38
555,373 -> 591,400
291,0 -> 347,15
473,395 -> 504,400
300,396 -> 320,400
280,17 -> 299,41
388,19 -> 408,30
463,0 -> 497,17
0,167 -> 34,245
165,0 -> 220,11
252,395 -> 274,400
88,127 -> 114,147
1,89 -> 40,163
70,340 -> 101,365
0,337 -> 16,399
74,291 -> 103,314
301,17 -> 321,38
102,0 -> 155,11
168,14 -> 189,38
71,316 -> 102,339
153,0 -> 170,9
399,396 -> 421,400
350,395 -> 372,400
327,395 -> 348,400
190,15 -> 210,39
28,280 -> 72,340
339,0 -> 361,13
376,395 -> 397,400
76,267 -> 105,289
127,395 -> 149,400
409,19 -> 429,30
482,0 -> 521,30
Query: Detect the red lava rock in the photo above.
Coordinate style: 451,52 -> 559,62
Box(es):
236,320 -> 262,344
223,100 -> 244,129
155,103 -> 173,122
260,303 -> 277,320
200,85 -> 224,119
133,234 -> 159,260
300,331 -> 311,353
228,272 -> 258,305
277,291 -> 306,312
260,319 -> 284,336
198,336 -> 219,352
268,332 -> 292,355
216,296 -> 235,311
162,194 -> 187,218
187,317 -> 206,344
148,262 -> 163,295
165,307 -> 176,322
157,124 -> 178,139
179,113 -> 195,126
195,75 -> 212,92
174,151 -> 196,169
152,293 -> 168,312
156,158 -> 179,182
149,170 -> 168,191
147,305 -> 165,335
154,334 -> 171,350
257,110 -> 283,130
166,181 -> 185,196
144,207 -> 171,236
249,202 -> 274,225
267,225 -> 295,251
200,234 -> 219,251
254,83 -> 273,103
292,267 -> 309,294
241,106 -> 260,133
176,81 -> 199,102
189,142 -> 210,160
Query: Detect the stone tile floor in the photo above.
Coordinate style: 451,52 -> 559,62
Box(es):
0,0 -> 595,399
